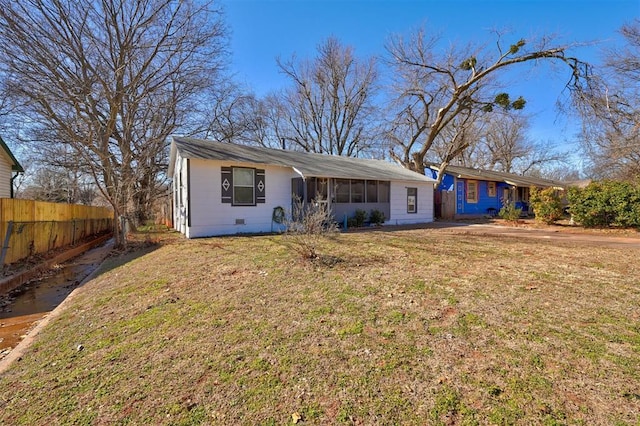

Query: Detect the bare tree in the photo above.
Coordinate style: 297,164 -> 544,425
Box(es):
458,113 -> 569,175
576,20 -> 640,181
385,27 -> 589,184
0,0 -> 228,244
199,81 -> 265,145
275,37 -> 380,156
19,165 -> 97,205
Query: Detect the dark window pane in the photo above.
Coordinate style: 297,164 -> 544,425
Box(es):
234,187 -> 254,205
317,178 -> 328,199
306,178 -> 315,203
335,179 -> 350,203
366,181 -> 378,203
379,181 -> 390,203
351,180 -> 364,203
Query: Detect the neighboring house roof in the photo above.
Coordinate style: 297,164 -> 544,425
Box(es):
169,137 -> 436,183
564,179 -> 592,188
428,164 -> 565,189
0,136 -> 24,173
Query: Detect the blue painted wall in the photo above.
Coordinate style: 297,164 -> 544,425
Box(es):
454,179 -> 503,215
430,169 -> 510,216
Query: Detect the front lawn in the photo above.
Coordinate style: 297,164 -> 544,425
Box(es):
0,227 -> 639,424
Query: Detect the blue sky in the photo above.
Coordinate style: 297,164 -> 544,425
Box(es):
223,0 -> 639,164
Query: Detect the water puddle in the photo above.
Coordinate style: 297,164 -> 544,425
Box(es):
0,240 -> 113,354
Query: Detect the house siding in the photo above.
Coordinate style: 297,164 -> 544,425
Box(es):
0,151 -> 12,198
0,148 -> 12,198
185,158 -> 292,237
388,181 -> 434,225
455,178 -> 504,216
332,202 -> 390,225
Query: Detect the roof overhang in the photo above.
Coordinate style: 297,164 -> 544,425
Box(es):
170,137 -> 436,184
0,136 -> 24,173
428,164 -> 564,189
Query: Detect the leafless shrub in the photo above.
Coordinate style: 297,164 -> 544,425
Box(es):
284,196 -> 339,260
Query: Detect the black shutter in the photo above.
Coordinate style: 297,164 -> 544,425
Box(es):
256,169 -> 266,203
221,167 -> 232,203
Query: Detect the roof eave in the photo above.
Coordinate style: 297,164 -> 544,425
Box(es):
0,136 -> 24,173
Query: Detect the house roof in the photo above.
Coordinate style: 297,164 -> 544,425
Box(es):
169,137 -> 436,183
427,163 -> 565,189
0,136 -> 24,173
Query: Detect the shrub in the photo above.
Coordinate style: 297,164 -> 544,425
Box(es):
529,187 -> 564,224
369,209 -> 386,225
568,181 -> 640,228
499,201 -> 522,223
352,209 -> 367,227
285,196 -> 338,259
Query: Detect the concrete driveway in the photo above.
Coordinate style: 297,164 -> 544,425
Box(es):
427,221 -> 640,249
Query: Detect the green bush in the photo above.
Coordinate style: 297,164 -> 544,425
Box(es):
369,209 -> 386,225
499,201 -> 522,223
567,181 -> 640,228
351,209 -> 367,227
529,187 -> 564,224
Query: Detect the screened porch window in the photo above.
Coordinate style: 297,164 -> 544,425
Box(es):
351,180 -> 364,203
334,179 -> 390,203
335,179 -> 350,203
367,181 -> 378,203
379,181 -> 390,203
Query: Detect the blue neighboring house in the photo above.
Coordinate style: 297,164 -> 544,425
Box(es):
426,164 -> 566,219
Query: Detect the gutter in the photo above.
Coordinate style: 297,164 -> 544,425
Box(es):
292,166 -> 305,180
9,171 -> 22,199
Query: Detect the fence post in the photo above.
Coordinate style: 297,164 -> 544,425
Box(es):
0,221 -> 14,266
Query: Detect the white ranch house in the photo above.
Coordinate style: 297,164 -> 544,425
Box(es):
168,137 -> 436,238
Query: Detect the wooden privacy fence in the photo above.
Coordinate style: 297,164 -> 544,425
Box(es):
0,198 -> 113,266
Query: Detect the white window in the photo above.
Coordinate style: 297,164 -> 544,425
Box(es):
466,180 -> 478,203
233,167 -> 255,205
407,187 -> 417,213
488,182 -> 496,197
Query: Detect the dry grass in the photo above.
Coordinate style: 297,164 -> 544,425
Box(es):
0,227 -> 639,425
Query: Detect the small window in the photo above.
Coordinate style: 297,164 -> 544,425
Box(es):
466,180 -> 478,203
335,179 -> 350,203
351,180 -> 364,203
378,181 -> 390,203
366,180 -> 378,203
233,167 -> 255,205
488,182 -> 496,197
407,187 -> 417,213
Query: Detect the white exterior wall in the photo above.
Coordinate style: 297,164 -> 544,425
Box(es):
388,180 -> 434,225
0,151 -> 12,198
185,158 -> 294,238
